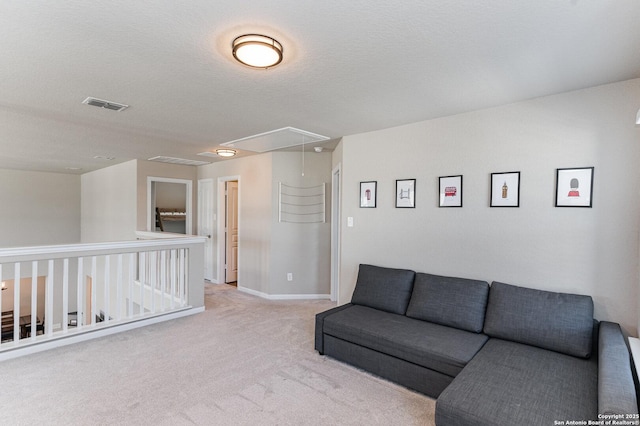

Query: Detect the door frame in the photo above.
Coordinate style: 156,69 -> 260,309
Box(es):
224,180 -> 239,283
146,177 -> 193,234
217,176 -> 241,285
330,163 -> 341,302
197,178 -> 214,282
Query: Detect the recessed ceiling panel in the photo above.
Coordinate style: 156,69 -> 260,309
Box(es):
82,97 -> 129,112
220,127 -> 330,153
148,156 -> 211,166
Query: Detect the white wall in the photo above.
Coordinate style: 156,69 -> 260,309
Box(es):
332,139 -> 343,170
339,78 -> 640,336
81,160 -> 197,242
198,154 -> 273,293
81,160 -> 137,243
0,169 -> 80,327
197,151 -> 332,297
155,182 -> 187,208
270,151 -> 332,296
0,169 -> 80,247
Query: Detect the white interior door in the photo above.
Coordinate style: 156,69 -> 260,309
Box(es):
198,179 -> 214,282
225,181 -> 239,283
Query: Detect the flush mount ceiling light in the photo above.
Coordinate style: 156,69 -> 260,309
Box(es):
232,34 -> 283,69
636,108 -> 640,124
215,149 -> 237,157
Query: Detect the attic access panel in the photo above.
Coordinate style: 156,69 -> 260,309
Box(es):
220,127 -> 330,153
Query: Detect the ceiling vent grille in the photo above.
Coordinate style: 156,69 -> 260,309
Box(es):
148,156 -> 211,166
82,97 -> 129,112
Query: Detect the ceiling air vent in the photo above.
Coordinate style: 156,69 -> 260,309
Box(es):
148,156 -> 211,167
82,97 -> 129,112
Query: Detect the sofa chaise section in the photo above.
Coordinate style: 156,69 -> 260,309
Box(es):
436,281 -> 636,425
436,321 -> 638,425
435,337 -> 598,425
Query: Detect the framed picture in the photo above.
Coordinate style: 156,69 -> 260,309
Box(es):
360,181 -> 377,208
491,171 -> 520,207
439,175 -> 463,207
555,167 -> 594,207
396,179 -> 416,208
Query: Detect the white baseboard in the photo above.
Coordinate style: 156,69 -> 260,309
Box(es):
268,293 -> 331,300
237,286 -> 330,300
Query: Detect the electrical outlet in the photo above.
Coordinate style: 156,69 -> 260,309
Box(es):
287,273 -> 293,281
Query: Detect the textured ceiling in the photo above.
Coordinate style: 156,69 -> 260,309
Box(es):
1,1 -> 639,173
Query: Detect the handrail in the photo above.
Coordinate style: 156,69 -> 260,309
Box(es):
0,235 -> 206,262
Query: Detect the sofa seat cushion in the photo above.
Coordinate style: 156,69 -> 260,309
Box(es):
323,305 -> 489,377
406,273 -> 489,333
351,264 -> 416,315
436,338 -> 598,426
484,281 -> 594,358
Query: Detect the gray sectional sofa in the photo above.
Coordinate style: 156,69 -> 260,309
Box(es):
315,264 -> 639,426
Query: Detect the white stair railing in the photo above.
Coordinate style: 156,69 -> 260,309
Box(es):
0,234 -> 205,359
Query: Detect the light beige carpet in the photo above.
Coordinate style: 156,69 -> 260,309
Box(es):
0,284 -> 436,425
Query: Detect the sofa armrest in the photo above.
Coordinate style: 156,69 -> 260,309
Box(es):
598,321 -> 638,416
315,304 -> 353,354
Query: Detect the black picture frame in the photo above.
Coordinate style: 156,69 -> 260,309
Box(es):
555,167 -> 594,208
490,171 -> 520,207
439,175 -> 463,208
396,179 -> 416,208
359,181 -> 377,208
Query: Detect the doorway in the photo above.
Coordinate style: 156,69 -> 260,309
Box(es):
225,181 -> 239,284
147,177 -> 193,234
217,176 -> 240,285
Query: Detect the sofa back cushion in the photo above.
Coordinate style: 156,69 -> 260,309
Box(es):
484,281 -> 594,358
351,264 -> 416,315
405,273 -> 489,333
